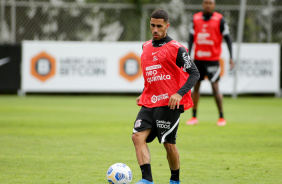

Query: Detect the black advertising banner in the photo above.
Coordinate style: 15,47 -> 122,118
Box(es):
0,44 -> 21,92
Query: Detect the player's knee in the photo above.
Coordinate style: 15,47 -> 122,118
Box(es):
164,143 -> 176,153
132,133 -> 138,143
132,132 -> 143,145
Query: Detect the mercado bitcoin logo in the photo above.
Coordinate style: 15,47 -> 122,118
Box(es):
119,52 -> 142,82
31,52 -> 56,82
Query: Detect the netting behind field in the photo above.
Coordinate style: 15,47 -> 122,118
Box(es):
1,0 -> 282,43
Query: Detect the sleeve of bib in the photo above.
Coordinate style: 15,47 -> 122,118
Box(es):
176,47 -> 200,97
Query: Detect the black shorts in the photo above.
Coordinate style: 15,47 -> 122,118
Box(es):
194,60 -> 221,83
133,106 -> 181,144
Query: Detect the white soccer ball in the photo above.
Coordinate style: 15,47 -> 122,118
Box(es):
106,163 -> 133,184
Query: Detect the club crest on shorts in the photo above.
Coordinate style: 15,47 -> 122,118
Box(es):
134,119 -> 142,128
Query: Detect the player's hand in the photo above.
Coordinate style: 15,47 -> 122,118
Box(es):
136,94 -> 142,105
168,93 -> 182,110
229,59 -> 235,70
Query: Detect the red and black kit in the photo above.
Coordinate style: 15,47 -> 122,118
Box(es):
133,35 -> 200,144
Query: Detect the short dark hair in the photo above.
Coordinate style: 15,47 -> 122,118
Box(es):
203,0 -> 215,3
150,9 -> 169,22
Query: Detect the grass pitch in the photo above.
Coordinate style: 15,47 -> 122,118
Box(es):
0,95 -> 281,184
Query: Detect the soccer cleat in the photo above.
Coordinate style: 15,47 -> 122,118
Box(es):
135,179 -> 154,184
185,117 -> 198,125
169,180 -> 180,184
217,118 -> 226,126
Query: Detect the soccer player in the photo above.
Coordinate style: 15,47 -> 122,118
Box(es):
132,10 -> 200,184
186,0 -> 234,126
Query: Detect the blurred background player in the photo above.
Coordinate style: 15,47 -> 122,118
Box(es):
186,0 -> 234,126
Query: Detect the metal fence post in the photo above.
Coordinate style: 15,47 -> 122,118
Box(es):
11,0 -> 16,43
140,6 -> 147,41
267,0 -> 273,43
233,0 -> 247,99
0,0 -> 4,44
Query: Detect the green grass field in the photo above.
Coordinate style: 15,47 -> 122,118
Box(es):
0,95 -> 281,184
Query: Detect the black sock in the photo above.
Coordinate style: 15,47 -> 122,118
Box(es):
192,109 -> 197,117
170,168 -> 180,181
140,164 -> 153,182
220,112 -> 223,118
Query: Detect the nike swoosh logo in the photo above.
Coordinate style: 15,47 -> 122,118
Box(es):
0,57 -> 10,67
152,51 -> 158,55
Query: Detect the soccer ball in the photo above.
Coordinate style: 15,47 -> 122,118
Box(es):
106,163 -> 133,184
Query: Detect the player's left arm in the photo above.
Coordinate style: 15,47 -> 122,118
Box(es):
168,47 -> 200,110
187,21 -> 194,56
221,17 -> 234,70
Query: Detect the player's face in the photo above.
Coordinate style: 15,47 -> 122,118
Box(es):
150,18 -> 169,41
202,0 -> 215,14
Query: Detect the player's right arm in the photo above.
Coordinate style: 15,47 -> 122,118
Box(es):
137,45 -> 144,105
136,94 -> 142,105
136,87 -> 144,105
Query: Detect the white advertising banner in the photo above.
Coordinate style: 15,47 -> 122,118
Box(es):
194,43 -> 281,95
22,41 -> 280,95
22,41 -> 144,92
